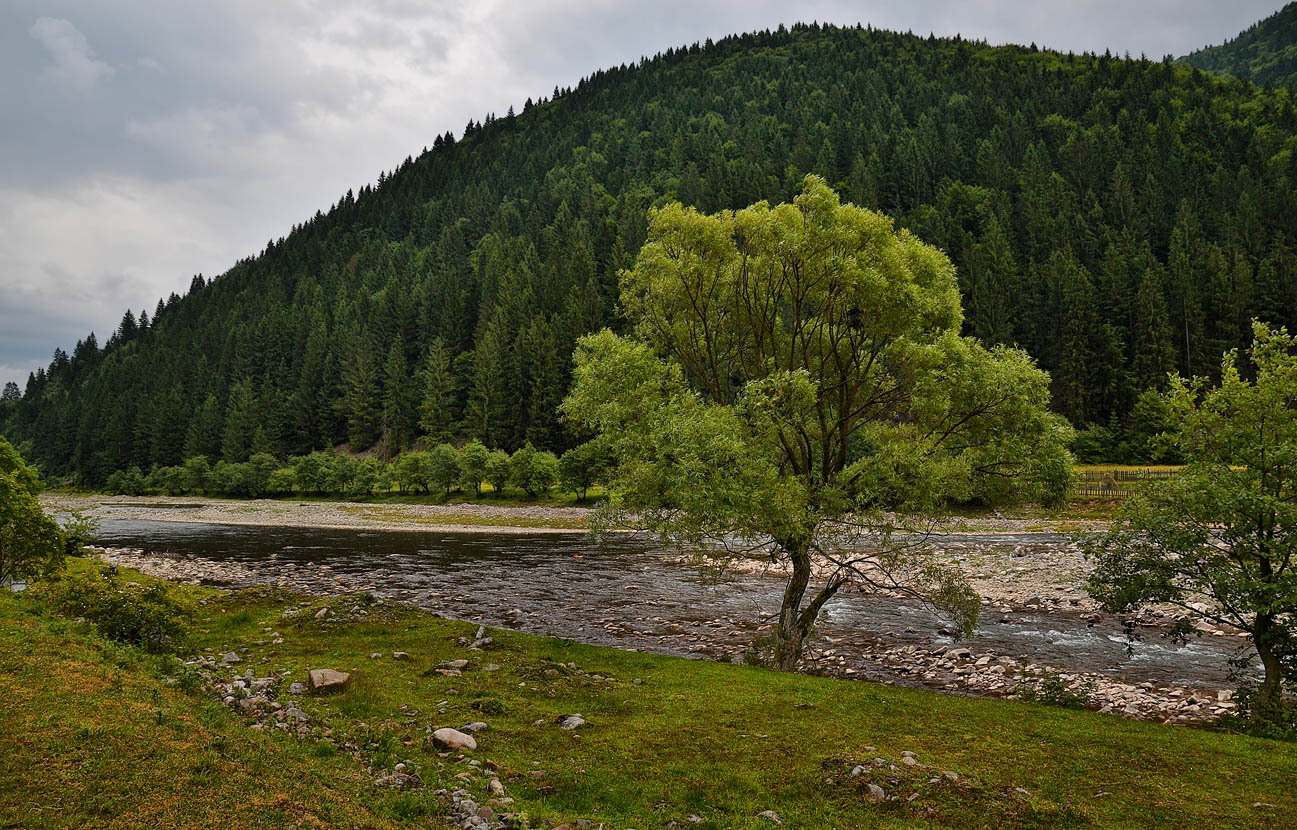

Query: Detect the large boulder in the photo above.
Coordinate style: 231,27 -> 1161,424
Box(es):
307,668 -> 351,693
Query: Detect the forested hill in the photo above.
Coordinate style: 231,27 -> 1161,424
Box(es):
1181,3 -> 1297,87
5,22 -> 1297,483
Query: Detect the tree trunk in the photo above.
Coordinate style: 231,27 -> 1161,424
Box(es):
771,541 -> 812,671
1254,615 -> 1284,717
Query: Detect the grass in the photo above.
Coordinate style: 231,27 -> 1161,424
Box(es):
3,561 -> 1294,829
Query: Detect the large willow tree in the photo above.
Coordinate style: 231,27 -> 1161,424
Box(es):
564,176 -> 1071,669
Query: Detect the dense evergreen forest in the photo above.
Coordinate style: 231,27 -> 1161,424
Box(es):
5,21 -> 1297,484
1182,3 -> 1297,87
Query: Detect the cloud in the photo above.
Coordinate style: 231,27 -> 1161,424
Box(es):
29,16 -> 114,93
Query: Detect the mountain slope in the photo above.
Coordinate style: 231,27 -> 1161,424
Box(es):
6,23 -> 1297,482
1182,3 -> 1297,86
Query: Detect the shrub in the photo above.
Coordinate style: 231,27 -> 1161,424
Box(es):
43,570 -> 192,653
105,466 -> 147,496
509,443 -> 558,498
1015,669 -> 1097,709
484,449 -> 511,496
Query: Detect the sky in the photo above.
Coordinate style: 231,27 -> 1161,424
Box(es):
0,0 -> 1285,390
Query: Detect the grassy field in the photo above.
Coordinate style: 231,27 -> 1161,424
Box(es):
2,561 -> 1294,829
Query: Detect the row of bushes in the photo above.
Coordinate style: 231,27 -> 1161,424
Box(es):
104,439 -> 614,501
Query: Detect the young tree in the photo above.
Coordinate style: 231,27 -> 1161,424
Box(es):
484,449 -> 511,497
564,177 -> 1070,670
1087,322 -> 1297,723
429,443 -> 460,498
0,437 -> 64,586
558,439 -> 613,501
509,443 -> 559,499
458,439 -> 490,497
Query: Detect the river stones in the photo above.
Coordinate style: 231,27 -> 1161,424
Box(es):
307,668 -> 351,692
431,727 -> 477,751
559,714 -> 586,730
219,651 -> 241,666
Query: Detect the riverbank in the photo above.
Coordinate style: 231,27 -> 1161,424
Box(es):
41,492 -> 596,532
2,561 -> 1292,829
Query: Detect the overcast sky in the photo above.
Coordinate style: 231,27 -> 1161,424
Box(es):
0,0 -> 1284,390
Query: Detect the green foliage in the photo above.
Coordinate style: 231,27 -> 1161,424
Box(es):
1015,669 -> 1097,710
565,178 -> 1070,669
0,437 -> 65,587
1086,322 -> 1297,722
9,23 -> 1297,486
428,444 -> 460,497
105,466 -> 147,496
557,439 -> 612,501
457,439 -> 490,497
508,443 -> 559,499
1181,3 -> 1297,86
41,570 -> 192,653
484,449 -> 511,496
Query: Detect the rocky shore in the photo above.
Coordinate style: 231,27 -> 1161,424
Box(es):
91,543 -> 1249,728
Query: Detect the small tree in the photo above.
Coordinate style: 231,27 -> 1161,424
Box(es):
558,439 -> 613,501
1087,322 -> 1297,723
509,443 -> 559,499
484,449 -> 511,497
458,439 -> 490,497
0,437 -> 64,586
429,444 -> 461,498
564,177 -> 1070,669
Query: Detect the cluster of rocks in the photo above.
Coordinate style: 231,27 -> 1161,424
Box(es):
187,652 -> 346,737
847,642 -> 1239,724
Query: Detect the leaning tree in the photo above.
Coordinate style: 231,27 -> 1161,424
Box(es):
563,176 -> 1071,669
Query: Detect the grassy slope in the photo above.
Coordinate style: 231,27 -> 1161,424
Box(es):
2,563 -> 1293,829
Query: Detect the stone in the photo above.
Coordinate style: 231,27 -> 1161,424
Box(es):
867,783 -> 887,802
757,809 -> 782,823
392,651 -> 411,660
432,727 -> 478,751
370,652 -> 382,659
315,607 -> 330,619
459,721 -> 489,733
850,765 -> 866,776
441,659 -> 470,670
489,777 -> 505,796
308,668 -> 351,693
288,682 -> 306,695
559,714 -> 586,730
219,651 -> 241,666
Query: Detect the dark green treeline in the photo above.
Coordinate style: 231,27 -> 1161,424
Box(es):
1181,2 -> 1297,88
6,22 -> 1297,482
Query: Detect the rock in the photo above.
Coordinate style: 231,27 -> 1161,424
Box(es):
850,765 -> 866,776
559,714 -> 586,730
441,659 -> 470,670
757,809 -> 782,823
315,607 -> 330,619
392,651 -> 411,660
288,682 -> 306,695
219,651 -> 241,666
307,668 -> 351,693
370,652 -> 382,659
459,721 -> 489,733
902,756 -> 918,766
489,777 -> 505,796
432,727 -> 478,751
867,783 -> 887,802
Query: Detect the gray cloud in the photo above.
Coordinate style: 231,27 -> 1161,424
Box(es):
0,0 -> 1285,390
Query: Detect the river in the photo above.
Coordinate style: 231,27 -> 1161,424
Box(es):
91,517 -> 1249,709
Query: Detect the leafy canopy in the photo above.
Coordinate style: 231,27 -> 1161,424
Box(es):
565,177 -> 1070,663
1087,321 -> 1297,715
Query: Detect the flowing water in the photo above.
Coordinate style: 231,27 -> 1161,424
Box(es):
93,518 -> 1244,692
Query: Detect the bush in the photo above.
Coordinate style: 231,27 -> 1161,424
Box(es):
558,439 -> 613,501
105,466 -> 147,496
1,437 -> 65,586
484,449 -> 511,496
509,443 -> 559,498
1015,669 -> 1097,709
1217,684 -> 1297,741
43,570 -> 192,653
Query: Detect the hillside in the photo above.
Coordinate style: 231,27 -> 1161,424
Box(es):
5,23 -> 1297,482
1182,3 -> 1297,87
